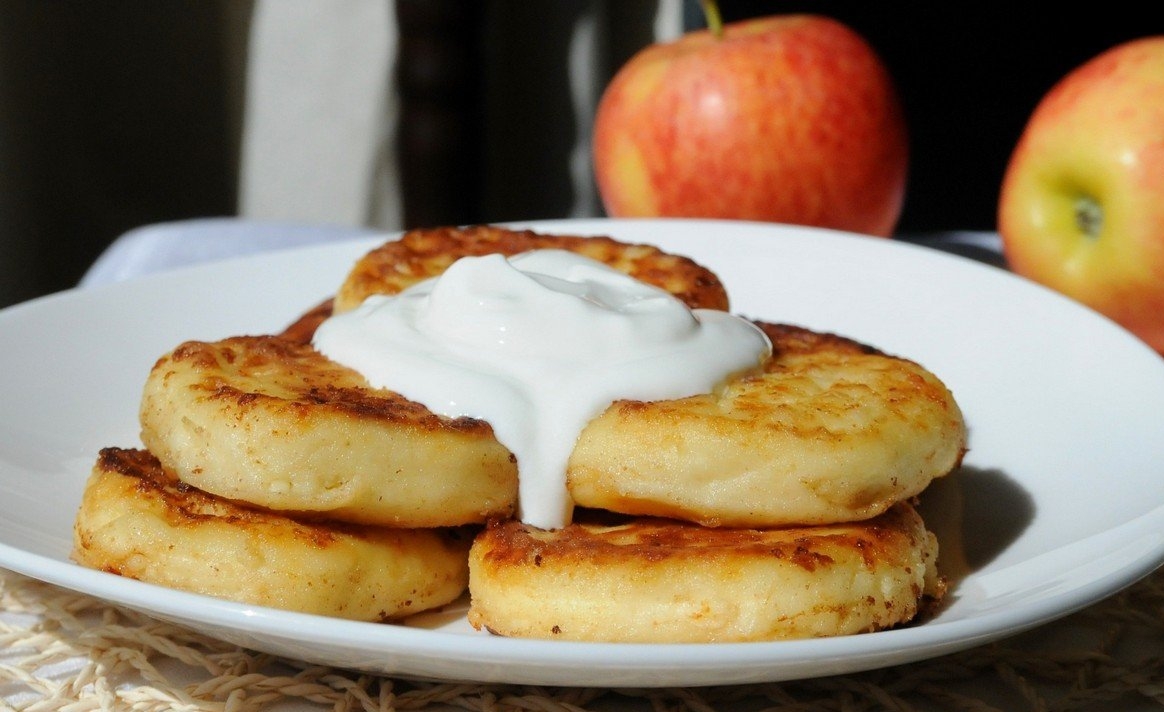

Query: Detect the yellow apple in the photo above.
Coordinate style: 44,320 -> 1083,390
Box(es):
998,36 -> 1164,354
592,13 -> 907,237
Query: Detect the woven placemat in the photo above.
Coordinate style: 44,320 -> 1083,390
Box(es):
2,566 -> 1162,712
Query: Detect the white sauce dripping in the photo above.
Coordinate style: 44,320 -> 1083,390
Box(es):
313,249 -> 770,529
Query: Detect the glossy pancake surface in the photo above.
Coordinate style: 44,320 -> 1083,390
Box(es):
333,224 -> 730,312
568,323 -> 967,527
139,335 -> 517,527
147,313 -> 961,532
468,502 -> 944,642
146,227 -> 963,532
73,448 -> 472,621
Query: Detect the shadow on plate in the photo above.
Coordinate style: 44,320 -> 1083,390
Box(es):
917,465 -> 1035,595
406,466 -> 1039,635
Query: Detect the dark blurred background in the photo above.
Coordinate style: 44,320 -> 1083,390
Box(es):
713,2 -> 1164,238
0,1 -> 1160,309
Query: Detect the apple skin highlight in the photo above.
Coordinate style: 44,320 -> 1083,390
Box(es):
998,36 -> 1164,354
592,14 -> 908,238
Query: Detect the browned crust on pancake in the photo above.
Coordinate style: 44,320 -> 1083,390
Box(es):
468,503 -> 945,642
476,506 -> 927,571
280,298 -> 333,345
163,336 -> 492,433
761,321 -> 884,357
73,448 -> 473,621
333,225 -> 730,312
139,335 -> 517,527
87,448 -> 359,538
567,321 -> 967,527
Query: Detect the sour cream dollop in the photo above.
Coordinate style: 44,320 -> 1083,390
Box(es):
313,249 -> 771,530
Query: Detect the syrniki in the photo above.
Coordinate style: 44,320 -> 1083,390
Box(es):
332,224 -> 731,313
73,447 -> 472,621
73,225 -> 967,641
568,322 -> 966,527
468,502 -> 944,642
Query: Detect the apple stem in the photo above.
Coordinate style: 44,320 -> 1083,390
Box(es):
700,0 -> 724,39
1076,196 -> 1103,239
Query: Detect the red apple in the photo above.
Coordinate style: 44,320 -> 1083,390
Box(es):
591,13 -> 907,237
998,36 -> 1164,354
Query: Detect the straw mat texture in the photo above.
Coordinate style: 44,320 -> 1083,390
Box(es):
3,566 -> 1162,712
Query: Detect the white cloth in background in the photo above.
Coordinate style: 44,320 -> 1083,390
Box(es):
564,0 -> 684,218
238,0 -> 402,231
234,1 -> 684,232
78,218 -> 382,289
77,3 -> 697,291
77,219 -> 1003,290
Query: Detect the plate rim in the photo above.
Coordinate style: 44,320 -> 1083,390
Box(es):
2,216 -> 1163,687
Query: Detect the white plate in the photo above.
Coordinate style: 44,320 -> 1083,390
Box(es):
2,218 -> 1163,687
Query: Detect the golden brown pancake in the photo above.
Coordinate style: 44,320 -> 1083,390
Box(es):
139,226 -> 741,527
142,320 -> 962,530
567,323 -> 967,527
72,447 -> 472,621
332,224 -> 731,313
139,335 -> 517,528
467,502 -> 944,642
74,224 -> 966,642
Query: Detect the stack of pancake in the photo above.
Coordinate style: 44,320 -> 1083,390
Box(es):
72,225 -> 966,642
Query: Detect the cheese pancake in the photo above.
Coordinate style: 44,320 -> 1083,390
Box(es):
73,448 -> 471,621
153,317 -> 961,529
279,297 -> 332,345
139,335 -> 517,527
332,225 -> 730,313
567,323 -> 966,528
467,502 -> 944,642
